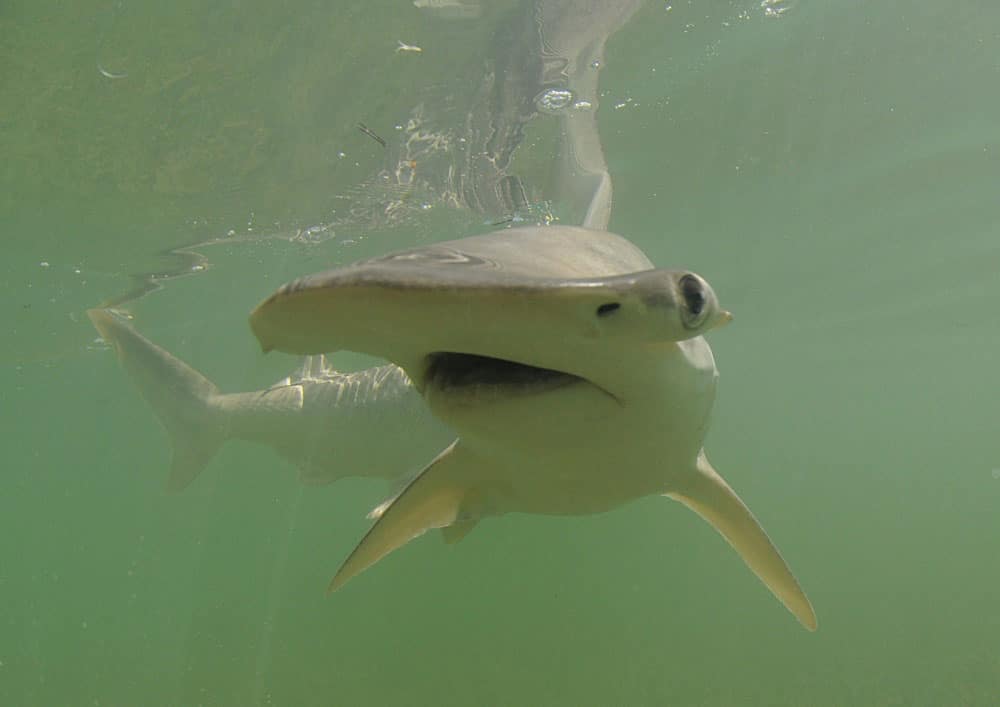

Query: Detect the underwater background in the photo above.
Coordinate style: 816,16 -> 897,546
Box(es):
2,1 -> 999,704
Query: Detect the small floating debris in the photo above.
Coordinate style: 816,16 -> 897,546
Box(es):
396,40 -> 422,54
357,122 -> 387,148
413,0 -> 482,20
97,63 -> 128,80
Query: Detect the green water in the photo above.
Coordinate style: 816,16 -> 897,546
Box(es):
3,1 -> 999,704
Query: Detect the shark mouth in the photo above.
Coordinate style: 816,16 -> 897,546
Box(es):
423,352 -> 584,395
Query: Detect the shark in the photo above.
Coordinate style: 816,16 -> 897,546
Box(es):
249,224 -> 818,631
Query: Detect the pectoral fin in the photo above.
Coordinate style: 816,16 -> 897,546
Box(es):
440,519 -> 478,545
329,441 -> 480,592
667,452 -> 817,631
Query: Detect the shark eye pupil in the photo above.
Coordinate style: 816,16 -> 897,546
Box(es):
596,302 -> 620,317
680,275 -> 705,316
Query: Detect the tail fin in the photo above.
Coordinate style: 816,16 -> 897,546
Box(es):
88,309 -> 227,492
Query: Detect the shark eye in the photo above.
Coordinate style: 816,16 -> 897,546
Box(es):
679,274 -> 709,329
596,302 -> 620,317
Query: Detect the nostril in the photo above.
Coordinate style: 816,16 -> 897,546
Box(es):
596,302 -> 620,317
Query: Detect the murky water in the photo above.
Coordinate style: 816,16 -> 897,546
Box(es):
2,1 -> 999,704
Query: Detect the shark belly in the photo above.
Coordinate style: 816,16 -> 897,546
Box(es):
424,378 -> 701,517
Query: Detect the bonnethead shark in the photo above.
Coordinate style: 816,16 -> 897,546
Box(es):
249,224 -> 818,631
89,1 -> 816,630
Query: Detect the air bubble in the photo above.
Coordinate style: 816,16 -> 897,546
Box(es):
761,0 -> 794,18
296,225 -> 330,244
534,88 -> 574,114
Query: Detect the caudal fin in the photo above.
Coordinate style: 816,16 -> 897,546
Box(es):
88,309 -> 227,492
